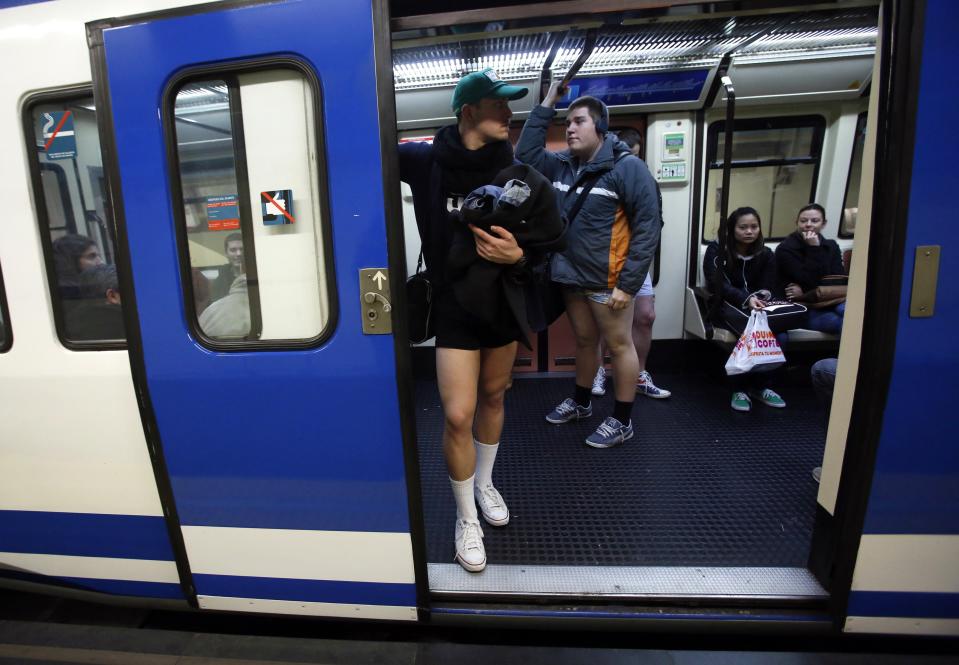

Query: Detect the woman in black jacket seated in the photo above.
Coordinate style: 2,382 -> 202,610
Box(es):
776,203 -> 846,334
703,207 -> 789,412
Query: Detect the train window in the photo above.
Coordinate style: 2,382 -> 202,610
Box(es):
0,261 -> 10,352
169,69 -> 330,346
25,93 -> 126,348
703,116 -> 825,242
841,112 -> 867,238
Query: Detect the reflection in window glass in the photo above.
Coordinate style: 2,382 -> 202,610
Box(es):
172,70 -> 329,344
715,126 -> 816,164
841,113 -> 867,238
29,96 -> 125,344
704,117 -> 823,242
704,164 -> 816,241
173,80 -> 250,337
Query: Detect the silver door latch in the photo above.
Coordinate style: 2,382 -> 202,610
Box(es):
359,268 -> 392,334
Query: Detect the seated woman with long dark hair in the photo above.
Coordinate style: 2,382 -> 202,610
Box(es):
703,207 -> 788,412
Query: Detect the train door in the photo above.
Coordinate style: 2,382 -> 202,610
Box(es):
88,1 -> 422,620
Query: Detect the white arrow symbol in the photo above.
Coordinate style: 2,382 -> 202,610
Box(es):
372,271 -> 387,290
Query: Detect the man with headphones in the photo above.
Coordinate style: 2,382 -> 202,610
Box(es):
517,82 -> 661,448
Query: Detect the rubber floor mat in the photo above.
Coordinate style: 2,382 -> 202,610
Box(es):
415,372 -> 825,567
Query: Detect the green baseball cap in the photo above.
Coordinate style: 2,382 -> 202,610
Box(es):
451,68 -> 528,114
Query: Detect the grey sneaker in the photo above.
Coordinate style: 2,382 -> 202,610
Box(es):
474,483 -> 509,526
546,397 -> 592,424
591,367 -> 607,396
454,519 -> 486,572
636,370 -> 671,399
585,416 -> 634,449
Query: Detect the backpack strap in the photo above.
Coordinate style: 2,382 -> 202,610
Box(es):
564,170 -> 603,224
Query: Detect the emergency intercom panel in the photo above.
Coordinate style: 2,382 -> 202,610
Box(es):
651,120 -> 690,184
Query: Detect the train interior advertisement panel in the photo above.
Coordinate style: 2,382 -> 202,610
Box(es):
0,0 -> 955,637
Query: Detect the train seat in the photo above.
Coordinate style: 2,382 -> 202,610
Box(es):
684,287 -> 839,346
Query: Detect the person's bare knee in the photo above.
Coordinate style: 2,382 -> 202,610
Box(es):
573,329 -> 599,350
565,296 -> 598,343
634,296 -> 655,329
477,344 -> 515,405
593,305 -> 634,352
606,333 -> 633,356
478,388 -> 505,415
444,400 -> 476,439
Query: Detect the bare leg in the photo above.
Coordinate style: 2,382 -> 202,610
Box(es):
564,291 -> 601,391
436,347 -> 481,481
632,295 -> 655,374
474,342 -> 518,444
588,298 -> 638,402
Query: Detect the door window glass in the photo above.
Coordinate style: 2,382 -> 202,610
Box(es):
703,116 -> 825,241
841,112 -> 867,238
27,94 -> 125,346
170,69 -> 330,345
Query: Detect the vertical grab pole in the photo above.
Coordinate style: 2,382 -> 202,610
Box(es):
707,74 -> 736,337
718,74 -> 736,253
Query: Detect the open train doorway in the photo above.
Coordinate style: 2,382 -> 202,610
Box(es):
391,0 -> 878,604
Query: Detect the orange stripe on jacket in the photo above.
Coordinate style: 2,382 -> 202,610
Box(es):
608,206 -> 631,288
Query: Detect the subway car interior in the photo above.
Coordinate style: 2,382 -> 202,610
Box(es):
2,0 -> 954,637
392,2 -> 874,598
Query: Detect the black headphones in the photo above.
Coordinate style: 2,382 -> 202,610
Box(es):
596,101 -> 609,134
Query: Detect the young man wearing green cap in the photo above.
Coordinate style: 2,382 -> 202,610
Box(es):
398,68 -> 528,572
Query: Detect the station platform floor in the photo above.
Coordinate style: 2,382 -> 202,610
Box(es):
1,590 -> 955,665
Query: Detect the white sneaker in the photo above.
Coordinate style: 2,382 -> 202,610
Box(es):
454,519 -> 486,572
636,370 -> 671,399
474,482 -> 509,526
591,366 -> 607,396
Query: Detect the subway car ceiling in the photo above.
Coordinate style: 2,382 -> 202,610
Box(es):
390,3 -> 878,130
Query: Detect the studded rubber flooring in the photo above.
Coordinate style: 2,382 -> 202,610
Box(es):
415,371 -> 826,567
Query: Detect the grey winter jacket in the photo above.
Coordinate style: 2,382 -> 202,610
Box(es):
516,105 -> 661,295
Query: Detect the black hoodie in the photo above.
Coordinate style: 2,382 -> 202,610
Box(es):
774,231 -> 845,292
703,241 -> 780,309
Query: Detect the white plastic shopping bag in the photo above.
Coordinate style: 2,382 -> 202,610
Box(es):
724,310 -> 786,375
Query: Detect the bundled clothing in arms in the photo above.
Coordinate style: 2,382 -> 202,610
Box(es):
398,124 -> 563,350
447,164 -> 566,349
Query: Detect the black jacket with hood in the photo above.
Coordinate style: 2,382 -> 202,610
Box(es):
703,241 -> 780,310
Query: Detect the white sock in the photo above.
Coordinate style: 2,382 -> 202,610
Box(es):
473,439 -> 499,488
450,475 -> 478,522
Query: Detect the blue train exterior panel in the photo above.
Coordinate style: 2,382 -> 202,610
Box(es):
99,0 -> 416,619
847,0 -> 959,636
